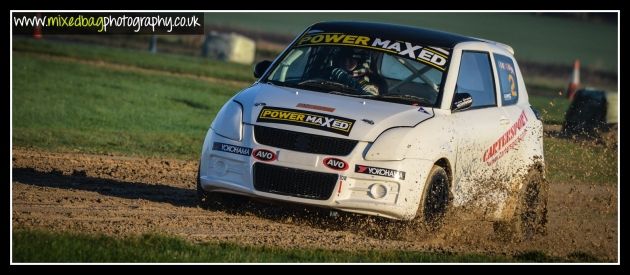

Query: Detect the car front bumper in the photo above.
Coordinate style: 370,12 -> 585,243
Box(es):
199,124 -> 435,220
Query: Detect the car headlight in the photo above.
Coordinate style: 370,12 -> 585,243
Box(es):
211,100 -> 243,141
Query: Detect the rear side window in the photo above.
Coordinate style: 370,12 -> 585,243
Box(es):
494,54 -> 519,106
455,51 -> 496,108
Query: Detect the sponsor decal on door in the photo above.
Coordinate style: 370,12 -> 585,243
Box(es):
483,110 -> 528,165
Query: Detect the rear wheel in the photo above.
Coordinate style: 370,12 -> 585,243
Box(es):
494,166 -> 548,242
416,165 -> 451,229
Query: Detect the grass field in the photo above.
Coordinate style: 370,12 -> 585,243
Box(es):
204,12 -> 618,73
13,230 -> 601,262
13,38 -> 255,83
12,39 -> 616,184
12,51 -> 243,158
528,96 -> 571,125
545,137 -> 617,184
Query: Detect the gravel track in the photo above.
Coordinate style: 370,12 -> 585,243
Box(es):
11,148 -> 617,261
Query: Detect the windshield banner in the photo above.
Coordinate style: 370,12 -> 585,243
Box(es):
296,32 -> 450,71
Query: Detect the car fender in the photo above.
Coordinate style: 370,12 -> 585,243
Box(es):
365,110 -> 456,165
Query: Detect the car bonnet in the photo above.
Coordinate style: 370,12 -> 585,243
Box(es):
237,83 -> 434,142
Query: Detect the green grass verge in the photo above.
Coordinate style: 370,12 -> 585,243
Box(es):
12,51 -> 247,159
13,230 -> 602,262
204,12 -> 617,73
13,38 -> 255,83
528,95 -> 571,125
544,136 -> 617,185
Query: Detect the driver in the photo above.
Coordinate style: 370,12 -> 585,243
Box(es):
328,48 -> 380,95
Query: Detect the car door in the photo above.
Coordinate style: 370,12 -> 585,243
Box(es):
450,51 -> 508,213
491,53 -> 532,180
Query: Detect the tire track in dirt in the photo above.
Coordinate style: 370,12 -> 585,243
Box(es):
11,148 -> 617,261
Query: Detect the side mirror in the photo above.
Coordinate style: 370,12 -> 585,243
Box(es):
452,93 -> 473,112
254,60 -> 272,78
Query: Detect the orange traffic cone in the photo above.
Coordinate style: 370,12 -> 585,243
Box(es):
33,13 -> 42,39
566,59 -> 580,101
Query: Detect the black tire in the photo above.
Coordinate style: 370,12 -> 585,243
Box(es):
416,165 -> 451,228
494,166 -> 548,242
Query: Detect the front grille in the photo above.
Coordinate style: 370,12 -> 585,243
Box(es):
253,163 -> 338,200
254,125 -> 357,156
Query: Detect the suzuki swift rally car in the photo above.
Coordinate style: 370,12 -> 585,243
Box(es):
199,21 -> 547,239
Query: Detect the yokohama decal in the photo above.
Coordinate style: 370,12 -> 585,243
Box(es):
355,165 -> 406,180
212,142 -> 251,156
253,149 -> 276,161
323,157 -> 348,171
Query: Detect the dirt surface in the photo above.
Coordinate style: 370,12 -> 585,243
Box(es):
11,147 -> 618,261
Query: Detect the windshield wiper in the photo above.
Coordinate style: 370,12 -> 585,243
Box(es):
297,79 -> 368,96
265,80 -> 301,89
327,91 -> 378,98
376,94 -> 433,105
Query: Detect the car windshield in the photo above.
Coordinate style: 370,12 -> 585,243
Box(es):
264,45 -> 448,107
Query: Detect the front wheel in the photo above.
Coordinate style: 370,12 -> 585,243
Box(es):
416,165 -> 451,229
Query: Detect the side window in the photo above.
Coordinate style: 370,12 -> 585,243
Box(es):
285,48 -> 310,81
455,51 -> 496,108
268,48 -> 310,82
494,54 -> 519,106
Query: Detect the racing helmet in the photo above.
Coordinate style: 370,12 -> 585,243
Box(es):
334,47 -> 370,72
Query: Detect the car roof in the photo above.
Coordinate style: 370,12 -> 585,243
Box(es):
308,21 -> 481,49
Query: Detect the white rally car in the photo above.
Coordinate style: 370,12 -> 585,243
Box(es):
199,21 -> 547,239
